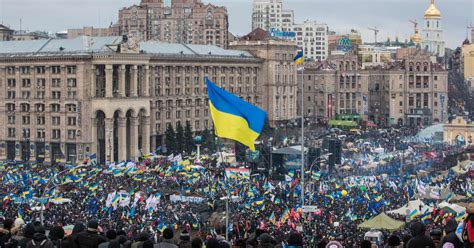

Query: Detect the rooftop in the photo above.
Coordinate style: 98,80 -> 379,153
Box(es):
0,36 -> 254,58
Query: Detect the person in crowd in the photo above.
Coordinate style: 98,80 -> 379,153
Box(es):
99,230 -> 121,248
18,224 -> 35,248
177,229 -> 191,248
386,235 -> 403,248
190,238 -> 202,248
155,228 -> 177,248
25,225 -> 54,248
132,232 -> 150,248
325,240 -> 343,248
286,232 -> 303,248
406,221 -> 435,248
117,230 -> 132,248
257,233 -> 274,248
0,218 -> 15,248
49,226 -> 65,248
142,240 -> 154,248
430,228 -> 443,247
441,219 -> 463,248
74,220 -> 106,248
462,202 -> 474,248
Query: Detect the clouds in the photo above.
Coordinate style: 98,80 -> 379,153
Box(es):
0,0 -> 471,48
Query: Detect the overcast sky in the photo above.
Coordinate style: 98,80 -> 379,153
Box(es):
0,0 -> 472,48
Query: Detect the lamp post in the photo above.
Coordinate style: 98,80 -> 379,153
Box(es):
39,164 -> 87,225
303,153 -> 331,206
194,135 -> 203,162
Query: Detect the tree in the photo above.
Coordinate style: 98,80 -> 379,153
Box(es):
175,121 -> 184,154
164,124 -> 177,154
184,121 -> 194,154
201,127 -> 216,153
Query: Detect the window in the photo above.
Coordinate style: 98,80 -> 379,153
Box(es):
67,117 -> 77,126
434,76 -> 438,80
67,66 -> 77,74
36,91 -> 45,99
52,116 -> 61,125
37,129 -> 45,139
66,104 -> 77,112
8,128 -> 15,138
22,91 -> 30,99
52,91 -> 61,99
52,129 -> 61,139
7,79 -> 16,88
20,103 -> 30,112
36,104 -> 45,112
186,110 -> 191,118
6,103 -> 15,111
7,91 -> 15,99
7,67 -> 16,75
52,78 -> 61,87
399,101 -> 403,106
52,66 -> 61,74
22,116 -> 30,125
37,116 -> 45,125
7,116 -> 15,124
22,79 -> 31,87
195,110 -> 200,117
37,78 -> 46,87
176,111 -> 181,118
51,104 -> 60,112
67,91 -> 76,99
67,78 -> 77,87
20,66 -> 30,74
36,66 -> 45,74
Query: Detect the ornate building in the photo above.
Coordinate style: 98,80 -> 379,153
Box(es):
420,0 -> 445,58
0,36 -> 296,164
300,50 -> 448,126
116,0 -> 228,48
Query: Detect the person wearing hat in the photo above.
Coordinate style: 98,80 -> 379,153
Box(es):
74,220 -> 106,248
178,229 -> 191,248
462,202 -> 474,248
406,221 -> 435,248
286,232 -> 303,248
441,219 -> 463,248
386,234 -> 403,248
155,228 -> 177,248
25,225 -> 54,248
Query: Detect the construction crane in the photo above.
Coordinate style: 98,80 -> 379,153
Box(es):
368,26 -> 380,44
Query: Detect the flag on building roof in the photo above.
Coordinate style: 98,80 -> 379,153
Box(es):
293,50 -> 304,65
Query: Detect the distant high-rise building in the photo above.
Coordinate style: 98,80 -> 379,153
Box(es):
420,0 -> 445,58
293,20 -> 328,61
252,0 -> 294,31
116,0 -> 229,48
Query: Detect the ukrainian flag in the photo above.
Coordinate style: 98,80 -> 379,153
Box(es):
206,78 -> 266,151
293,50 -> 304,65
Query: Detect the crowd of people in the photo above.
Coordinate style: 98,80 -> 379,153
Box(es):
0,126 -> 473,247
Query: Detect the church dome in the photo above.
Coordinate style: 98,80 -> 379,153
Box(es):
424,0 -> 441,19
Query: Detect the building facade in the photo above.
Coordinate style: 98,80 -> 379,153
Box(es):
230,30 -> 298,127
0,36 -> 298,164
420,0 -> 445,58
300,50 -> 448,126
252,0 -> 286,31
116,0 -> 229,48
444,116 -> 474,146
293,20 -> 328,61
462,44 -> 474,93
0,24 -> 14,41
67,27 -> 111,39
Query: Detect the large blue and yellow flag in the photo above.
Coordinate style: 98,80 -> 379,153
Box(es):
206,78 -> 266,151
293,50 -> 304,65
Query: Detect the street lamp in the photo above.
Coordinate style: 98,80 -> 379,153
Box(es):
39,164 -> 87,225
303,152 -> 331,206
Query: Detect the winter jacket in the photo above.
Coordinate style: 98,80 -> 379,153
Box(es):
25,233 -> 54,248
406,222 -> 436,248
442,219 -> 463,248
74,230 -> 107,248
154,239 -> 177,248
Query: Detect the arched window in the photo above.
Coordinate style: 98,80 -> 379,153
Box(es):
409,62 -> 414,72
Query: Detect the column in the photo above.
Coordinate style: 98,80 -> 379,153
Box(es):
151,136 -> 157,154
130,116 -> 139,159
130,65 -> 138,97
118,117 -> 127,162
105,118 -> 114,162
144,65 -> 150,97
91,118 -> 98,155
105,64 -> 113,98
90,65 -> 96,97
142,116 -> 151,154
119,65 -> 126,97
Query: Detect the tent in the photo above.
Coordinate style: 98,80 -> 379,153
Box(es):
388,199 -> 433,216
328,120 -> 358,127
358,213 -> 405,231
437,201 -> 466,215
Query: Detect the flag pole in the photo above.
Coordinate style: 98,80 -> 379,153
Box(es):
300,64 -> 305,207
216,136 -> 229,241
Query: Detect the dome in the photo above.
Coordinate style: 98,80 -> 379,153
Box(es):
424,0 -> 441,19
411,33 -> 422,44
